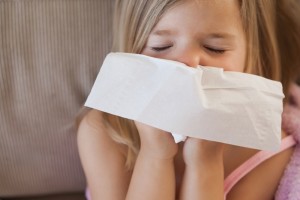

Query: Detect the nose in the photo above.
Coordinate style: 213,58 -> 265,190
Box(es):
173,46 -> 202,68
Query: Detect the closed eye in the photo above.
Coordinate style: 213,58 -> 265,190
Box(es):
151,45 -> 173,52
204,46 -> 225,54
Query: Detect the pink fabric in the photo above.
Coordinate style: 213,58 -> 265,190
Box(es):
275,144 -> 300,199
275,83 -> 300,199
224,136 -> 297,196
85,189 -> 91,200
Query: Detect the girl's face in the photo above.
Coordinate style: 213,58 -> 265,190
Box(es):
141,0 -> 246,72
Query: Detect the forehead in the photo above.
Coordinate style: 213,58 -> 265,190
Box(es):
153,0 -> 243,36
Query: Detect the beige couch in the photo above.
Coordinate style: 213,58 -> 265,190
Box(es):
0,0 -> 114,199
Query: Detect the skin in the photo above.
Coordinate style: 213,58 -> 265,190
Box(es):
77,0 -> 294,199
289,83 -> 300,109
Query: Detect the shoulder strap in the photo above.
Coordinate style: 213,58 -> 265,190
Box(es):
224,135 -> 297,196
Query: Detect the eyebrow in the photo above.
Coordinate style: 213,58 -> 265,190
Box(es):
152,30 -> 235,40
152,30 -> 175,36
206,33 -> 236,40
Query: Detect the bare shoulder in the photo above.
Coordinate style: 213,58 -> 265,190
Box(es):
227,145 -> 294,200
77,109 -> 126,154
77,109 -> 131,199
78,109 -> 106,133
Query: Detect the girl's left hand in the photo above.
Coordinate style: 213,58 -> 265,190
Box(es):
179,138 -> 225,200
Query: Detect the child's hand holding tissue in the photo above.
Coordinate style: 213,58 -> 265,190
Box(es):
135,121 -> 178,160
77,0 -> 300,200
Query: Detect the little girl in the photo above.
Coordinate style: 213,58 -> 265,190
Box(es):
77,0 -> 300,199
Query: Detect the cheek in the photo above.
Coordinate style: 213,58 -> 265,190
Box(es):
207,59 -> 244,72
202,56 -> 245,72
224,65 -> 244,72
221,53 -> 246,72
232,53 -> 246,72
223,57 -> 245,72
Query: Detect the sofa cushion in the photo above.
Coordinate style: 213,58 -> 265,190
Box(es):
0,0 -> 114,197
2,192 -> 85,200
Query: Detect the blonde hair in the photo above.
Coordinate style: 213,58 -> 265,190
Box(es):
112,0 -> 179,53
239,0 -> 300,93
104,0 -> 300,169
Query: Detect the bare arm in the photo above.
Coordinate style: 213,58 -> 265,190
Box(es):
78,111 -> 178,200
126,149 -> 176,200
77,110 -> 131,200
126,122 -> 178,200
179,138 -> 224,200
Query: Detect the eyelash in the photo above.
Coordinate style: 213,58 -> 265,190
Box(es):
150,45 -> 225,54
151,45 -> 172,52
205,46 -> 225,54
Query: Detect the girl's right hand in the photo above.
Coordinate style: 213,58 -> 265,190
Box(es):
182,137 -> 224,167
134,121 -> 178,159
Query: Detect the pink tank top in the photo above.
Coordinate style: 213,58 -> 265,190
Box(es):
224,135 -> 297,198
85,136 -> 297,200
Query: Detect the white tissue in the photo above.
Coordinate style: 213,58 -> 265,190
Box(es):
85,53 -> 284,151
171,133 -> 187,143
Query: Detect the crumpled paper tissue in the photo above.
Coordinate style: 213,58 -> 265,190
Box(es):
85,52 -> 284,151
